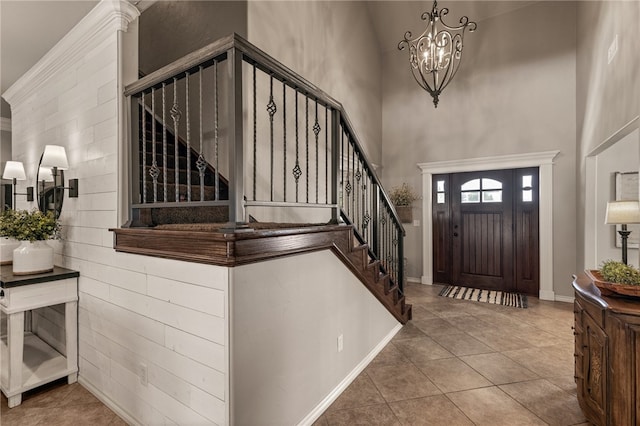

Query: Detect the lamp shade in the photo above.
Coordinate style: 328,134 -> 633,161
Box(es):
2,161 -> 27,180
38,166 -> 54,182
605,200 -> 640,224
41,145 -> 69,170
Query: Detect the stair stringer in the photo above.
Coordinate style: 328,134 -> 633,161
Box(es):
330,237 -> 412,325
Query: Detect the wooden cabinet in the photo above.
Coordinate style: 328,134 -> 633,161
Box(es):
573,275 -> 640,426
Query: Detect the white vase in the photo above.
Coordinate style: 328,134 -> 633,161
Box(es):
1,237 -> 21,264
12,240 -> 54,275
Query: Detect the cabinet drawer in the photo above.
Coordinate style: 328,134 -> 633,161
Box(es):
576,293 -> 605,328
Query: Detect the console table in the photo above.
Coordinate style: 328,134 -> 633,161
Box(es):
572,274 -> 640,426
0,265 -> 79,408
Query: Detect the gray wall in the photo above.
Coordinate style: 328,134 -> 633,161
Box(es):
231,250 -> 398,425
381,2 -> 578,296
139,1 -> 247,75
593,130 -> 638,267
576,1 -> 640,271
247,1 -> 383,165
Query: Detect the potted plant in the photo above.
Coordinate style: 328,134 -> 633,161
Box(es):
586,260 -> 640,297
389,182 -> 419,223
0,209 -> 60,275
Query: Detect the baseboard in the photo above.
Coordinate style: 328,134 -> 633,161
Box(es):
539,289 -> 555,301
297,323 -> 403,426
407,276 -> 421,283
78,376 -> 141,426
554,295 -> 574,303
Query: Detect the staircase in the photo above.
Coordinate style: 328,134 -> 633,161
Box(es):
121,33 -> 411,324
132,107 -> 231,225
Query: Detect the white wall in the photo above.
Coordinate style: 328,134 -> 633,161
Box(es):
381,2 -> 578,296
230,250 -> 398,426
3,2 -> 229,424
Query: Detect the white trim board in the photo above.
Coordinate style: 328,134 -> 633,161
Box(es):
417,150 -> 560,301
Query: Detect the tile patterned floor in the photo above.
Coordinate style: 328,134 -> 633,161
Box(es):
314,283 -> 589,426
1,283 -> 588,425
1,380 -> 125,425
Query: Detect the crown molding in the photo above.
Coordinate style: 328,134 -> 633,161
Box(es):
0,118 -> 11,133
3,0 -> 140,109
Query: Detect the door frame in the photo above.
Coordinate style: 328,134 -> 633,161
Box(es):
418,150 -> 559,301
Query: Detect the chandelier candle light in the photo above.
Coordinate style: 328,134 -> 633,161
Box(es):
398,0 -> 477,108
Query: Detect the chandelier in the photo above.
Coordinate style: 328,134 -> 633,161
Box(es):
398,1 -> 477,108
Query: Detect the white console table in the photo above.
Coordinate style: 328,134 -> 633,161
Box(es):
0,265 -> 79,408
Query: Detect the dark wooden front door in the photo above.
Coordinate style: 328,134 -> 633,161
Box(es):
433,168 -> 539,295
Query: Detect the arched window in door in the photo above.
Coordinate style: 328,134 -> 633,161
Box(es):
460,178 -> 503,203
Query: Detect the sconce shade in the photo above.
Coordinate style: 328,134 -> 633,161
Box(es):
41,145 -> 69,170
605,200 -> 640,224
2,161 -> 27,180
38,166 -> 55,182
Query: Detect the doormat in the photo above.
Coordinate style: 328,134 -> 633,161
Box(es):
439,285 -> 528,308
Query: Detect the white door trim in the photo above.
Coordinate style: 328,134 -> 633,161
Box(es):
417,150 -> 560,301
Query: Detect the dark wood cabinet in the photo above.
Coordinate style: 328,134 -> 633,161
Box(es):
573,275 -> 640,426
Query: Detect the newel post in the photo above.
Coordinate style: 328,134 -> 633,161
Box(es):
330,109 -> 342,223
225,46 -> 247,229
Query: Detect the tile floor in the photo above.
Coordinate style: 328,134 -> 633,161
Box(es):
314,283 -> 589,426
1,283 -> 588,425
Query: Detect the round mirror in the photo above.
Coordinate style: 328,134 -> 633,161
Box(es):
36,153 -> 64,217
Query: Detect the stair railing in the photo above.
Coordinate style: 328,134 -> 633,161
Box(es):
124,33 -> 405,292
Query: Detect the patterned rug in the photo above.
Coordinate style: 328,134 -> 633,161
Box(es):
439,285 -> 528,308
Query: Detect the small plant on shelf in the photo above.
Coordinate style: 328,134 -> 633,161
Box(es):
0,209 -> 60,242
389,183 -> 419,207
599,260 -> 640,286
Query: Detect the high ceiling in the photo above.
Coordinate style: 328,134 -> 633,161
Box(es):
0,0 -> 538,116
0,1 -> 98,98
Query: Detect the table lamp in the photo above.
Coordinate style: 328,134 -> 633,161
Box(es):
605,200 -> 640,265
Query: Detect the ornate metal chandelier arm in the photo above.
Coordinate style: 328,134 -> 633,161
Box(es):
397,0 -> 476,108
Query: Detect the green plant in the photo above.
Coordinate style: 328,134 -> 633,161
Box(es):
600,260 -> 640,286
0,209 -> 60,242
389,183 -> 419,206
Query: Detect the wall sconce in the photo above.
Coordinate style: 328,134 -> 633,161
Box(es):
2,161 -> 34,208
605,200 -> 640,265
40,145 -> 78,210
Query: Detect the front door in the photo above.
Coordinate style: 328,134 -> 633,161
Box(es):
433,168 -> 539,295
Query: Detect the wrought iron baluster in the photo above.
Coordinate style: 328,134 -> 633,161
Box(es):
186,72 -> 191,201
355,157 -> 360,232
314,101 -> 320,204
340,128 -> 345,210
252,64 -> 257,201
196,66 -> 206,201
162,82 -> 168,202
267,76 -> 276,202
150,88 -> 159,203
351,139 -> 355,219
345,132 -> 351,216
141,92 -> 147,203
293,90 -> 301,202
170,77 -> 181,203
283,83 -> 287,202
305,97 -> 309,203
325,108 -> 328,204
214,62 -> 219,201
